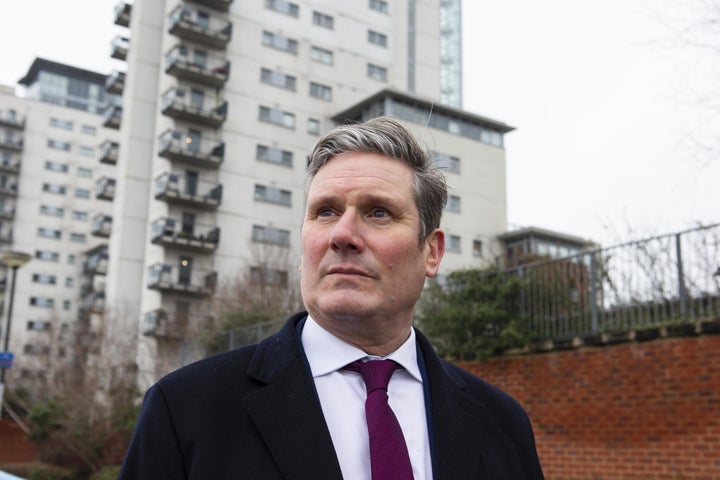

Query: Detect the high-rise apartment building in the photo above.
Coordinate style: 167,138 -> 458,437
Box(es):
1,0 -> 514,396
0,59 -> 120,396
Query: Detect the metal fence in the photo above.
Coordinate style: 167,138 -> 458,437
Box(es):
511,223 -> 720,340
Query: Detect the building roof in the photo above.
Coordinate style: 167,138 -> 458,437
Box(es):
332,88 -> 515,133
498,226 -> 597,248
18,57 -> 107,87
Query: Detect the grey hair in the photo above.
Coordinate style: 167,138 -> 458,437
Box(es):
306,116 -> 447,244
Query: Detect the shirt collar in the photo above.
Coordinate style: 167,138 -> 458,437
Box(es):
302,315 -> 423,383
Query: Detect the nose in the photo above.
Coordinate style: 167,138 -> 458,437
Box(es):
329,210 -> 364,253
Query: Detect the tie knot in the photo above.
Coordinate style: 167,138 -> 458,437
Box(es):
346,359 -> 400,393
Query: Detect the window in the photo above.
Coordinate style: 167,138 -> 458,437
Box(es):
32,273 -> 57,285
250,267 -> 288,287
24,344 -> 50,355
81,125 -> 96,135
265,0 -> 299,17
259,106 -> 295,129
254,184 -> 292,206
78,145 -> 95,157
309,82 -> 332,101
44,160 -> 68,173
75,188 -> 90,199
35,250 -> 59,262
68,254 -> 76,264
369,0 -> 389,13
262,31 -> 299,54
77,167 -> 92,178
312,11 -> 334,29
368,30 -> 388,47
65,277 -> 74,287
447,235 -> 461,253
473,239 -> 483,258
70,233 -> 86,243
72,210 -> 88,221
260,68 -> 296,91
63,300 -> 72,310
433,153 -> 461,174
252,225 -> 291,246
30,297 -> 55,308
42,183 -> 66,194
50,117 -> 73,130
256,145 -> 293,167
27,321 -> 51,332
47,139 -> 71,151
308,118 -> 320,135
38,227 -> 61,239
367,63 -> 388,81
40,205 -> 64,217
445,194 -> 461,213
310,46 -> 333,65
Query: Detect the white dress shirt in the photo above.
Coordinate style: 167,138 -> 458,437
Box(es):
301,315 -> 432,480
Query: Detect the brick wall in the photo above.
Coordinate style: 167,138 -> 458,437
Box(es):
458,335 -> 720,480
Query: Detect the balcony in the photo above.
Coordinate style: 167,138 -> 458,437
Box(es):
151,217 -> 220,252
0,132 -> 23,151
84,245 -> 109,276
105,70 -> 126,95
188,0 -> 233,11
161,87 -> 228,128
96,177 -> 116,201
99,140 -> 119,165
0,153 -> 20,173
158,129 -> 224,169
0,110 -> 24,129
142,308 -> 189,338
92,214 -> 112,238
155,172 -> 222,210
80,290 -> 105,314
102,102 -> 122,129
147,263 -> 217,297
169,5 -> 232,49
0,181 -> 18,198
0,202 -> 15,220
111,35 -> 129,60
0,224 -> 12,243
165,45 -> 230,88
114,1 -> 132,27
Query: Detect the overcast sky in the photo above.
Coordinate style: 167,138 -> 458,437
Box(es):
1,0 -> 717,246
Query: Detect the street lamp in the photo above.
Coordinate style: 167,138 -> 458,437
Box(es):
0,250 -> 31,419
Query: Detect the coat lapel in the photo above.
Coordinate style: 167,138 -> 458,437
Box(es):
241,315 -> 344,480
417,331 -> 487,480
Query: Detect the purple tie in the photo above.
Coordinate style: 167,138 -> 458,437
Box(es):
346,359 -> 414,480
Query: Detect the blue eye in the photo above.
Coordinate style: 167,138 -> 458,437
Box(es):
318,209 -> 333,217
371,209 -> 388,218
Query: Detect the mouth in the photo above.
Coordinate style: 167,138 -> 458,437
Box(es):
326,266 -> 371,277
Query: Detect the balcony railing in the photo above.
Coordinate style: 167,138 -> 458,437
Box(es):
99,140 -> 119,165
155,172 -> 222,210
0,224 -> 12,243
168,4 -> 232,49
102,103 -> 122,129
114,0 -> 132,27
161,87 -> 228,128
92,214 -> 112,238
151,217 -> 220,252
188,0 -> 233,12
105,70 -> 126,95
84,245 -> 109,276
165,45 -> 230,87
0,110 -> 24,129
96,177 -> 116,201
0,132 -> 23,151
80,291 -> 105,314
147,263 -> 217,297
110,35 -> 129,60
0,182 -> 18,198
0,153 -> 21,173
0,202 -> 15,220
158,129 -> 224,168
143,308 -> 188,338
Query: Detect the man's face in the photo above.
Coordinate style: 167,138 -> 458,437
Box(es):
300,152 -> 444,337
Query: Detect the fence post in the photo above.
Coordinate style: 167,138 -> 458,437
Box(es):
518,266 -> 526,333
675,233 -> 687,320
590,251 -> 598,333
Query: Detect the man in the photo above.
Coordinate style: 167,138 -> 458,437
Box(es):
118,116 -> 544,479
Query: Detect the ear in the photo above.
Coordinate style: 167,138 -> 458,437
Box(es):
424,229 -> 445,278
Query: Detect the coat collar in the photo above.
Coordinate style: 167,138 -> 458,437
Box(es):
242,313 -> 487,480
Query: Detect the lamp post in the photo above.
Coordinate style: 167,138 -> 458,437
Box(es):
0,250 -> 31,419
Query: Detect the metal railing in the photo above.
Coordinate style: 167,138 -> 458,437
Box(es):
511,223 -> 720,339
